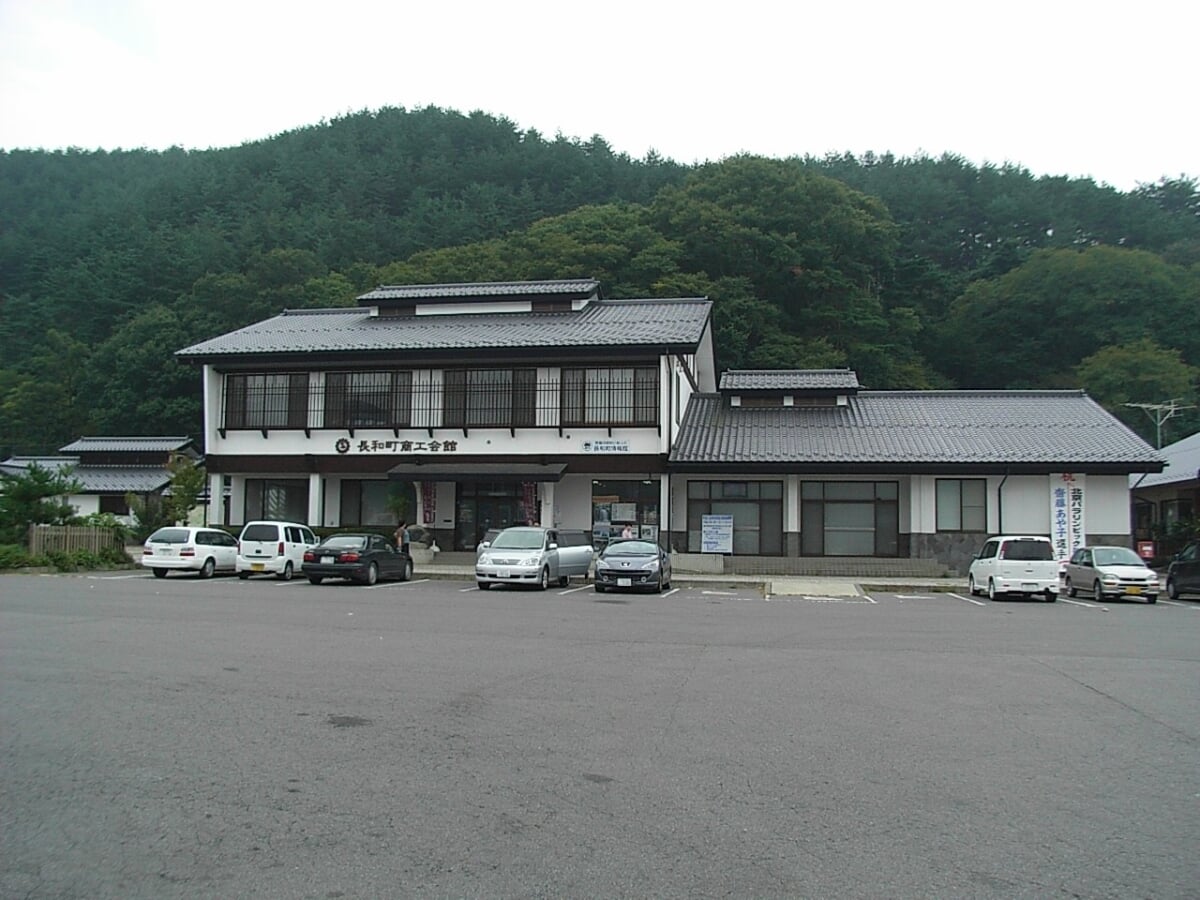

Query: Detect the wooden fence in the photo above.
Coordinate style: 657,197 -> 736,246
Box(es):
28,525 -> 124,556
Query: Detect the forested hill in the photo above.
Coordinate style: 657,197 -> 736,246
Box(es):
1,105 -> 1197,456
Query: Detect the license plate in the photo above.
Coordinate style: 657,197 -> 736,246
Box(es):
159,548 -> 173,556
1127,586 -> 1141,594
498,569 -> 509,578
1021,583 -> 1037,591
322,556 -> 334,564
618,578 -> 632,587
251,563 -> 264,571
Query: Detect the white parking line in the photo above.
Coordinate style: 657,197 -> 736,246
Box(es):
661,587 -> 680,597
558,584 -> 594,595
364,578 -> 430,590
1158,599 -> 1198,609
88,573 -> 150,580
1058,597 -> 1109,610
948,592 -> 987,606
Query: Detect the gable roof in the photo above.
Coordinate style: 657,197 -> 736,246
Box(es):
359,279 -> 599,303
671,390 -> 1165,474
177,296 -> 712,361
720,369 -> 861,391
58,436 -> 194,454
0,456 -> 171,493
1132,429 -> 1200,488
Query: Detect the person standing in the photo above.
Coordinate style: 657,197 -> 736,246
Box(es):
394,520 -> 410,554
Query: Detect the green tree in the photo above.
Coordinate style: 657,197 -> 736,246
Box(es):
0,462 -> 82,544
1076,339 -> 1198,445
164,453 -> 207,525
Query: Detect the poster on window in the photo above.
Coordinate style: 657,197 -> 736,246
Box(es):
1050,473 -> 1085,561
611,502 -> 637,523
701,514 -> 734,554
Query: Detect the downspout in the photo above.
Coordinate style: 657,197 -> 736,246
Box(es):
996,471 -> 1009,534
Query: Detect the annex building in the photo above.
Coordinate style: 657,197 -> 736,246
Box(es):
178,279 -> 1164,572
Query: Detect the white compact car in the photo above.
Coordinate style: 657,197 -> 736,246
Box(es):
968,535 -> 1059,602
142,526 -> 239,578
236,520 -> 318,581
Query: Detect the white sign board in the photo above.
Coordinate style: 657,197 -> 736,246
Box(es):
701,514 -> 734,554
1050,473 -> 1085,561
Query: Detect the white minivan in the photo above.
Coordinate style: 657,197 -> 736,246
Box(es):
237,520 -> 318,581
968,535 -> 1059,602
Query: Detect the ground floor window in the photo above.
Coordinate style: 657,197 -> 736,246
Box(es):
935,478 -> 987,532
593,479 -> 660,550
99,494 -> 130,515
801,481 -> 898,556
244,478 -> 308,523
340,479 -> 411,527
686,481 -> 783,555
455,482 -> 538,550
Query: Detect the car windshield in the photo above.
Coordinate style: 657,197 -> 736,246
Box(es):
1093,547 -> 1145,567
490,530 -> 544,550
148,528 -> 191,544
1000,540 -> 1053,561
604,540 -> 657,557
242,524 -> 279,541
323,535 -> 367,549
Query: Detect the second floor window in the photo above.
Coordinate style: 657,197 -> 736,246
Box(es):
325,371 -> 413,428
224,373 -> 309,429
562,367 -> 658,426
444,369 -> 537,428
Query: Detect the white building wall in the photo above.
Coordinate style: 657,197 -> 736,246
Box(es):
70,494 -> 99,517
1084,475 -> 1134,536
554,475 -> 595,529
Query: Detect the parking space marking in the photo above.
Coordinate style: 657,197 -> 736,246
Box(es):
948,592 -> 987,606
1059,597 -> 1109,610
661,587 -> 680,597
88,573 -> 151,580
1158,599 -> 1198,609
364,578 -> 431,590
557,584 -> 593,595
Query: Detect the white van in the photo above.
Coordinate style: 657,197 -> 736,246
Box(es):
237,521 -> 318,580
968,535 -> 1059,602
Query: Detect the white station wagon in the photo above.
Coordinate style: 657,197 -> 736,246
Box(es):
968,535 -> 1060,602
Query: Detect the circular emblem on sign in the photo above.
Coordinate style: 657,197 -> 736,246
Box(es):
335,438 -> 350,454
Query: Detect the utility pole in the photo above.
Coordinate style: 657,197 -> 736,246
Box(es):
1124,399 -> 1196,449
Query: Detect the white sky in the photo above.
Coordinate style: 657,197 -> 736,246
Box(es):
0,0 -> 1194,191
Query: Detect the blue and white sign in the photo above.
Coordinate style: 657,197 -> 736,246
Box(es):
701,514 -> 734,554
1050,473 -> 1085,561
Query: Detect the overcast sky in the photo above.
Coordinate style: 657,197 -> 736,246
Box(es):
1,0 -> 1194,191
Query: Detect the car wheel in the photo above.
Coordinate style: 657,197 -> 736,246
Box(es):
594,583 -> 606,593
1066,578 -> 1077,598
199,558 -> 215,579
276,562 -> 293,582
537,567 -> 549,591
152,568 -> 168,579
655,574 -> 663,593
1166,577 -> 1179,600
1146,594 -> 1158,604
401,559 -> 413,582
1093,580 -> 1103,600
1045,591 -> 1057,603
477,581 -> 491,591
238,571 -> 251,580
987,579 -> 999,601
559,575 -> 569,587
968,575 -> 978,596
308,575 -> 323,585
363,562 -> 378,586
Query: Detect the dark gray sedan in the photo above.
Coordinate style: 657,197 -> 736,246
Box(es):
594,539 -> 672,593
301,533 -> 413,586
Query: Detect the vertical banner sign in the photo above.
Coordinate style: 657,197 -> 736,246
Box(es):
1050,474 -> 1085,560
521,482 -> 537,525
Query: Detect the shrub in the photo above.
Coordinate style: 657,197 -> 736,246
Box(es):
0,544 -> 36,569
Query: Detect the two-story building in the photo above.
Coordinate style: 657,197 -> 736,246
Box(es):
179,279 -> 1164,571
177,279 -> 716,550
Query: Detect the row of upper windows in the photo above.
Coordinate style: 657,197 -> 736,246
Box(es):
221,367 -> 660,431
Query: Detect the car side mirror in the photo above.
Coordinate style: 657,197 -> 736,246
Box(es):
548,542 -> 559,550
480,541 -> 491,550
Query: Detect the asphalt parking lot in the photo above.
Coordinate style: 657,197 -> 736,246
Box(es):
2,572 -> 1197,899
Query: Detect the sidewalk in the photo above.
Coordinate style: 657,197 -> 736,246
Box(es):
412,556 -> 965,597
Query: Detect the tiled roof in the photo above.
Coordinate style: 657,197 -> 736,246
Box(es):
359,279 -> 600,302
720,369 -> 861,391
671,391 -> 1164,471
72,466 -> 172,493
1132,429 -> 1200,488
0,457 -> 170,492
177,297 -> 712,360
0,456 -> 78,476
58,437 -> 193,454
